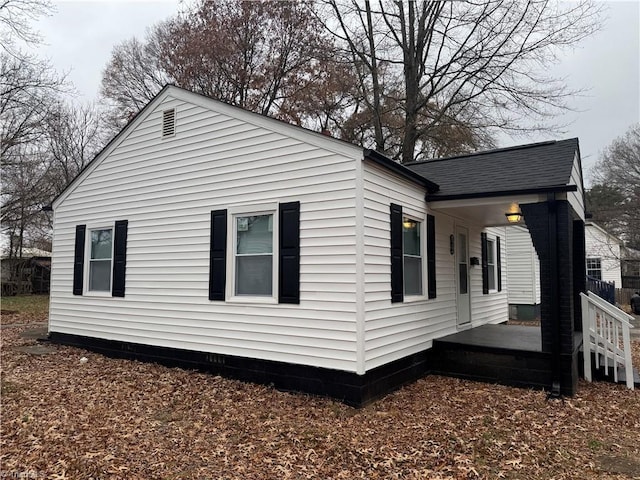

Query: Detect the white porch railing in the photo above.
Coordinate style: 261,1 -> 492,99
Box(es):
580,291 -> 635,390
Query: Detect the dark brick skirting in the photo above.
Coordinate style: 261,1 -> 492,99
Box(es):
48,332 -> 433,408
50,329 -> 582,405
431,334 -> 582,396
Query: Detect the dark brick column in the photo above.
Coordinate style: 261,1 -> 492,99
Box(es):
573,220 -> 586,332
521,197 -> 579,395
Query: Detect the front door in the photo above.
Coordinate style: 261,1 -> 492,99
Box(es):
456,226 -> 471,326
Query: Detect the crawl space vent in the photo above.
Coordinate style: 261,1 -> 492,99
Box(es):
162,108 -> 176,137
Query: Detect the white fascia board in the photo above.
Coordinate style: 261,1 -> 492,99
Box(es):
586,222 -> 623,246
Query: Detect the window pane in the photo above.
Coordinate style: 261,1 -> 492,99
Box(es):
458,234 -> 466,260
89,260 -> 111,291
237,215 -> 273,254
91,229 -> 112,259
488,265 -> 496,290
587,258 -> 602,280
236,255 -> 272,295
487,239 -> 495,264
404,256 -> 422,295
459,263 -> 468,294
402,219 -> 420,256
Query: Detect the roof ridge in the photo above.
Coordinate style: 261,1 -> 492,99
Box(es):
405,138 -> 577,165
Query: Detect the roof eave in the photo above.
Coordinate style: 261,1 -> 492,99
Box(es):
363,149 -> 440,193
425,184 -> 577,202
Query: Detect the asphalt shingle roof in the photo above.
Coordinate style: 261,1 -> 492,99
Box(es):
405,138 -> 580,199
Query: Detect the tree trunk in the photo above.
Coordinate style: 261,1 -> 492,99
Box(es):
400,1 -> 419,164
365,1 -> 385,153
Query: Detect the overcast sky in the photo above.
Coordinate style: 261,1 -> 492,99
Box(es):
31,1 -> 640,184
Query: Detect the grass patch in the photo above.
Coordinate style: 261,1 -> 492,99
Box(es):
1,295 -> 49,318
1,379 -> 20,395
588,439 -> 604,451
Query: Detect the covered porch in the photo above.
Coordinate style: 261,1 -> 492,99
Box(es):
407,139 -> 587,395
430,324 -> 583,391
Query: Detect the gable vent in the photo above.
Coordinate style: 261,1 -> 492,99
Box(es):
162,108 -> 176,137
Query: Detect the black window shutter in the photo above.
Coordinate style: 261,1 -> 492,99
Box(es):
112,220 -> 128,297
209,209 -> 227,301
496,235 -> 502,292
279,201 -> 300,304
481,232 -> 489,294
73,225 -> 86,295
390,203 -> 403,303
426,214 -> 436,299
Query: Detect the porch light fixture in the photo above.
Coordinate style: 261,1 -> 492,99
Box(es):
505,211 -> 523,223
403,219 -> 416,229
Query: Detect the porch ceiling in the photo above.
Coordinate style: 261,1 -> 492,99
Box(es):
428,193 -> 548,227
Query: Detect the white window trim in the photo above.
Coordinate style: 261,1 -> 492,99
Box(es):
402,214 -> 427,302
586,257 -> 602,279
226,203 -> 279,304
486,236 -> 498,293
84,224 -> 115,297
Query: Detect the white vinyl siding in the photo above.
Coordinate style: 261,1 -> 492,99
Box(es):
585,224 -> 622,285
505,226 -> 541,305
471,226 -> 508,321
361,162 -> 508,371
567,152 -> 585,221
49,90 -> 362,372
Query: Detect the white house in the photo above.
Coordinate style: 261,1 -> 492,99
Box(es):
505,221 -> 622,320
585,222 -> 622,286
47,85 -> 587,404
505,225 -> 541,320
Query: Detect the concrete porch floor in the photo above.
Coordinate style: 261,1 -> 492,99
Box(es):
436,324 -> 543,353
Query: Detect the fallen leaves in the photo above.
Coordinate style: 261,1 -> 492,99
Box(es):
1,299 -> 640,479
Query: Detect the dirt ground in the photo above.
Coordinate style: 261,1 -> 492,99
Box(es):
2,296 -> 640,479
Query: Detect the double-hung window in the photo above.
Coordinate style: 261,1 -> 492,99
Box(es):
481,232 -> 502,294
235,213 -> 274,296
586,257 -> 602,280
403,218 -> 423,296
89,228 -> 113,291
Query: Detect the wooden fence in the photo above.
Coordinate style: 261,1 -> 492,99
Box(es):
616,288 -> 637,308
622,276 -> 640,290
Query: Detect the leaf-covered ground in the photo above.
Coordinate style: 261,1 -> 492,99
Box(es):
2,296 -> 639,479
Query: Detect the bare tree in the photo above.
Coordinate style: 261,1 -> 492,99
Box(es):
323,0 -> 602,162
0,0 -> 52,56
1,144 -> 52,257
45,101 -> 106,193
100,24 -> 171,129
589,124 -> 640,248
100,0 -> 356,133
1,52 -> 67,162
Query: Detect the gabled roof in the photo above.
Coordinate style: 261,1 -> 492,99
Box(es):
405,139 -> 580,201
49,85 -> 436,209
586,222 -> 623,245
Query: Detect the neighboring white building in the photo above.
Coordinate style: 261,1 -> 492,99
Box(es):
505,226 -> 541,320
505,221 -> 622,320
47,85 -> 587,404
585,222 -> 622,286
